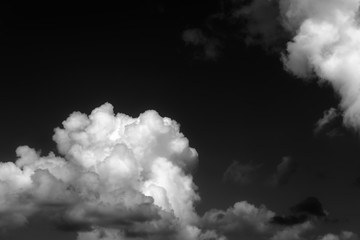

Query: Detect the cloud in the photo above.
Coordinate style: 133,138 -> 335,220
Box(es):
223,161 -> 261,185
200,201 -> 315,240
290,197 -> 327,218
233,0 -> 289,48
271,156 -> 298,186
200,201 -> 276,240
281,0 -> 360,130
0,103 -> 202,239
314,107 -> 343,136
183,0 -> 360,132
182,28 -> 221,60
318,231 -> 359,240
270,221 -> 313,240
0,103 -> 357,240
271,197 -> 328,227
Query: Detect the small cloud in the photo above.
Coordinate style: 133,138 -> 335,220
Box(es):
270,156 -> 298,186
223,161 -> 261,185
182,28 -> 222,61
0,103 -> 201,239
314,108 -> 343,137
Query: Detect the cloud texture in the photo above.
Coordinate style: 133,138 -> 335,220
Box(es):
0,103 -> 358,240
0,103 -> 200,239
281,0 -> 360,129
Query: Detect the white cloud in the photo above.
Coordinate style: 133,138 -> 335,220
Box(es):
0,103 -> 200,239
281,0 -> 360,129
0,102 -> 358,240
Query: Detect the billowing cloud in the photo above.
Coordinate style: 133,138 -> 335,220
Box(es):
271,156 -> 298,186
0,102 -> 357,240
223,161 -> 261,185
0,103 -> 201,239
184,0 -> 360,131
281,0 -> 360,130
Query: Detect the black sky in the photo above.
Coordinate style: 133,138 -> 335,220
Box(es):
1,1 -> 360,239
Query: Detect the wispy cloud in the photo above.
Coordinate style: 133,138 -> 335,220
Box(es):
223,161 -> 261,185
314,107 -> 343,136
270,156 -> 298,186
182,28 -> 222,60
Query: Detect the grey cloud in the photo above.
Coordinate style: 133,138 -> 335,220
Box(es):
271,197 -> 328,227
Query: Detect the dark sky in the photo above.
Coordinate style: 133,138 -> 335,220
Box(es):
1,1 -> 360,240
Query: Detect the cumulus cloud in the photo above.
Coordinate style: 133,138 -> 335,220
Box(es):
281,0 -> 360,130
200,201 -> 316,240
0,103 -> 201,239
184,0 -> 360,131
223,161 -> 261,185
200,201 -> 276,240
0,102 -> 357,240
271,156 -> 298,186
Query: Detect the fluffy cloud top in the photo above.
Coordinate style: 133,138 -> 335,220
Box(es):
0,102 -> 358,240
0,103 -> 201,239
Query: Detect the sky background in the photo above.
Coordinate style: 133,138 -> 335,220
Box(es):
1,1 -> 360,240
